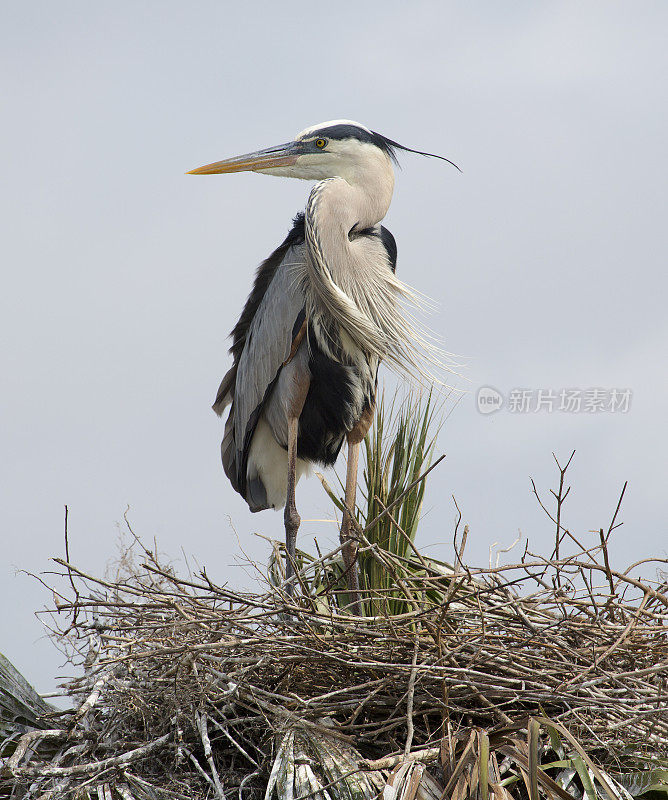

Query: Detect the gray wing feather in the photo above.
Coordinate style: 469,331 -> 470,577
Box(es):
230,243 -> 306,484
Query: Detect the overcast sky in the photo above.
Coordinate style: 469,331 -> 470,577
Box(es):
2,1 -> 667,697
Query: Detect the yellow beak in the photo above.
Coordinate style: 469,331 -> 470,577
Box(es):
187,141 -> 300,175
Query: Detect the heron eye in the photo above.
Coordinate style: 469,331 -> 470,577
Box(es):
315,138 -> 327,149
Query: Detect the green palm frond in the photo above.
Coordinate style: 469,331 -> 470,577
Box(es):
315,388 -> 467,615
358,389 -> 442,615
430,718 -> 668,800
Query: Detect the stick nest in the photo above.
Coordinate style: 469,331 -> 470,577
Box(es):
2,510 -> 667,800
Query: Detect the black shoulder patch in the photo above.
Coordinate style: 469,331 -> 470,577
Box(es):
380,226 -> 398,273
229,213 -> 305,363
347,224 -> 397,273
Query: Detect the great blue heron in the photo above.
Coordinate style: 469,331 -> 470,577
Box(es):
188,120 -> 456,609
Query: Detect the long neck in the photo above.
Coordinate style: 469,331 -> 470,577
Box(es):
309,188 -> 391,280
298,152 -> 446,384
301,158 -> 429,372
304,150 -> 394,287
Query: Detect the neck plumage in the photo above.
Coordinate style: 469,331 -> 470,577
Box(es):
300,168 -> 441,381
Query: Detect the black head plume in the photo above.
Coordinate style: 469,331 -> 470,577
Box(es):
372,131 -> 462,172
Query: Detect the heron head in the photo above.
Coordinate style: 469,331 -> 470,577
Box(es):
187,120 -> 459,182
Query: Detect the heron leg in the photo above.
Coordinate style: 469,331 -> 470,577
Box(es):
284,415 -> 301,596
340,438 -> 363,615
283,367 -> 310,598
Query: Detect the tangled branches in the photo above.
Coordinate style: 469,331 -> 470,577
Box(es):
1,455 -> 667,799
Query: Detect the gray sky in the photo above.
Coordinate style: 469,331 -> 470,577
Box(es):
2,1 -> 667,696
